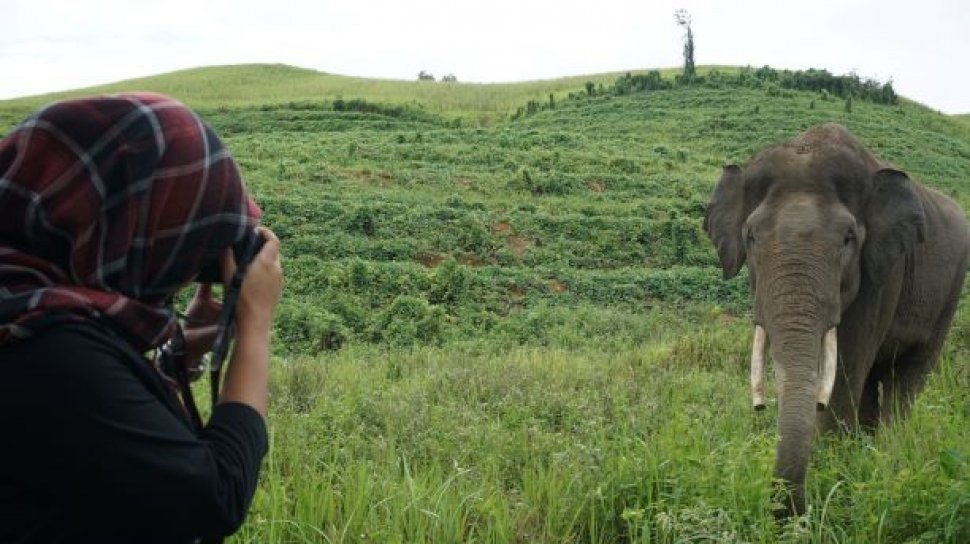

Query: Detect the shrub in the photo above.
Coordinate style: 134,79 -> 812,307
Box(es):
511,169 -> 584,196
428,258 -> 470,307
511,64 -> 895,124
348,207 -> 377,236
372,295 -> 447,346
274,302 -> 349,354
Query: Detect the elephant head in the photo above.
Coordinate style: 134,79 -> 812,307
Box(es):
703,124 -> 926,516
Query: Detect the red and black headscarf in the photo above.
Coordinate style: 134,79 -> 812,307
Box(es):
0,93 -> 260,352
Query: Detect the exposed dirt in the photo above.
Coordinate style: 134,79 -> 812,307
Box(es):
548,279 -> 568,293
492,221 -> 511,234
457,253 -> 486,267
507,285 -> 526,298
415,252 -> 448,268
508,236 -> 533,259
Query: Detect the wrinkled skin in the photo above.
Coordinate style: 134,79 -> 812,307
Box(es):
704,123 -> 969,517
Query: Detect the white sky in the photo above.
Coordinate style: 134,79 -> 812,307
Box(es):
1,0 -> 968,113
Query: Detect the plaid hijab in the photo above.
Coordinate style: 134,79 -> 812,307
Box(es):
0,93 -> 260,352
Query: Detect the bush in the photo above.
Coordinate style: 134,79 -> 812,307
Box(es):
736,65 -> 897,105
372,295 -> 447,346
332,98 -> 439,122
348,207 -> 377,236
510,169 -> 585,196
511,64 -> 896,121
428,258 -> 470,307
275,302 -> 349,354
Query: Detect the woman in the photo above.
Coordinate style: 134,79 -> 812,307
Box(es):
0,93 -> 283,542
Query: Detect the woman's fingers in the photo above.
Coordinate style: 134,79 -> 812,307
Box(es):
236,227 -> 284,337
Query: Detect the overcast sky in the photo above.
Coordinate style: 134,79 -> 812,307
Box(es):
1,0 -> 967,113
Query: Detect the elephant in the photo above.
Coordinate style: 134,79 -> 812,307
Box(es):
703,123 -> 969,517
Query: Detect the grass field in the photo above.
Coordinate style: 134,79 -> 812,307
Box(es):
2,64 -> 968,542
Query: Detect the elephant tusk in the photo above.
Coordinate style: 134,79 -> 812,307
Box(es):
817,328 -> 838,411
751,325 -> 767,410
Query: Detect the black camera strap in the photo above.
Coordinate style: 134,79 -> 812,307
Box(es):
158,322 -> 204,431
208,233 -> 262,412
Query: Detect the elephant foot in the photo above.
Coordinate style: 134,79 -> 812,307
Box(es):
772,480 -> 806,520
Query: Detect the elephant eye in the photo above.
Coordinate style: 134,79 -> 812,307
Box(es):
843,231 -> 856,246
746,232 -> 755,246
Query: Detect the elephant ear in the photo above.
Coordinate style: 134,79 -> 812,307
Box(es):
863,169 -> 926,283
703,165 -> 746,278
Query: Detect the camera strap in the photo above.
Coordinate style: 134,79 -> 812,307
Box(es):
159,322 -> 204,431
207,234 -> 262,412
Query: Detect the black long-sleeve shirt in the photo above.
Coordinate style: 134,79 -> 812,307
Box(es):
0,321 -> 268,543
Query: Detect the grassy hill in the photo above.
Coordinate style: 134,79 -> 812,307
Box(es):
2,65 -> 968,542
0,63 -> 670,126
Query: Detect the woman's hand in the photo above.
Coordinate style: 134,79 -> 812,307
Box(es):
227,226 -> 284,339
217,226 -> 283,417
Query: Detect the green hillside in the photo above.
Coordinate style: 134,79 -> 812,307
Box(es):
0,63 -> 669,126
2,65 -> 968,542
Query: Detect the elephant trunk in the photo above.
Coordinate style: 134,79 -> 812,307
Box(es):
759,259 -> 835,517
771,330 -> 819,517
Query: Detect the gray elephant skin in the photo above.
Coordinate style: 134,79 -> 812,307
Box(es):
703,123 -> 969,516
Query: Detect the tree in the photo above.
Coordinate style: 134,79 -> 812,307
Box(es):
441,73 -> 458,83
674,9 -> 696,84
418,70 -> 435,81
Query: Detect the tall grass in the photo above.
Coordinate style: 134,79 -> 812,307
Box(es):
235,304 -> 968,542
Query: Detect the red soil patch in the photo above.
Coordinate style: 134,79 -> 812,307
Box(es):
415,252 -> 448,268
508,236 -> 533,259
457,253 -> 486,267
547,279 -> 568,293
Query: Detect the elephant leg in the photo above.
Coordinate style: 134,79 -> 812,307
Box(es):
878,345 -> 940,425
880,278 -> 962,426
856,373 -> 881,431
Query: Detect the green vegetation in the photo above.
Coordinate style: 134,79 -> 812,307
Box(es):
0,64 -> 648,127
2,64 -> 968,542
